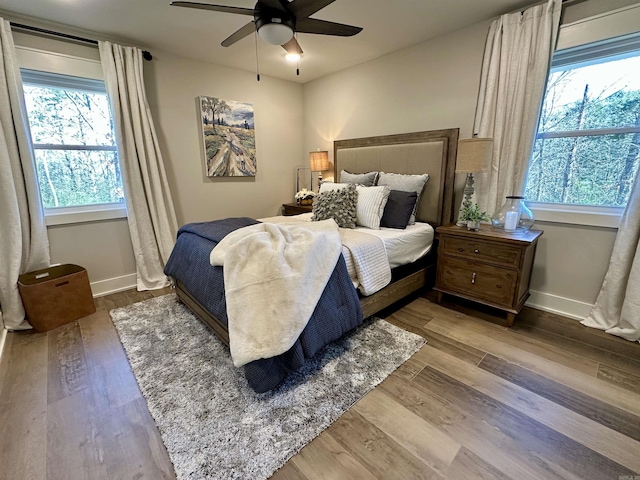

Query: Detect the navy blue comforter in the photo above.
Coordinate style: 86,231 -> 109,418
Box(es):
164,218 -> 363,392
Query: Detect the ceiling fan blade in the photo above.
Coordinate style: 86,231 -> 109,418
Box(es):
281,37 -> 303,55
287,0 -> 335,20
170,1 -> 254,16
221,22 -> 256,47
296,18 -> 362,36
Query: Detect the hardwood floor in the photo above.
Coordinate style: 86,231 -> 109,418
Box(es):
1,288 -> 639,480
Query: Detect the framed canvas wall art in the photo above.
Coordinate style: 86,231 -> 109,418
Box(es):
200,96 -> 256,177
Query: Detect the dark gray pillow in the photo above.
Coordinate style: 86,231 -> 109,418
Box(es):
380,190 -> 418,229
311,184 -> 357,228
377,172 -> 429,224
339,170 -> 378,186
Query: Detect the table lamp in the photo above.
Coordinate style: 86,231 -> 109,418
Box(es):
455,137 -> 493,226
309,150 -> 329,192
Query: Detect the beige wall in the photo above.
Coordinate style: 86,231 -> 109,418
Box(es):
144,51 -> 304,225
302,4 -> 628,318
9,0 -> 634,310
13,32 -> 304,294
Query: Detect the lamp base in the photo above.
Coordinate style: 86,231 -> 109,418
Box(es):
456,172 -> 476,226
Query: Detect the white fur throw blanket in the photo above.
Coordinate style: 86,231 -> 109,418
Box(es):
209,220 -> 342,367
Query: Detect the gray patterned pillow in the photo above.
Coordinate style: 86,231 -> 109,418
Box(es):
339,170 -> 378,186
311,184 -> 357,228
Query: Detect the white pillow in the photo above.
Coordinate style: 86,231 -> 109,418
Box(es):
355,185 -> 390,229
376,172 -> 429,225
319,182 -> 348,193
320,182 -> 390,229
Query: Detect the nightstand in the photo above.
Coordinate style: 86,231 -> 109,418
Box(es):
282,202 -> 313,216
434,223 -> 542,326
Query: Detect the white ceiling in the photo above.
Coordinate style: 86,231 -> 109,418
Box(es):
0,0 -> 537,83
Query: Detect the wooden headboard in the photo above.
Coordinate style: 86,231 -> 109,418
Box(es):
333,129 -> 459,227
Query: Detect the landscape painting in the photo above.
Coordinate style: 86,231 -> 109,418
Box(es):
199,96 -> 256,177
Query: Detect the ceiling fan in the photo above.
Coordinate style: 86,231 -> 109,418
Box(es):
170,0 -> 363,56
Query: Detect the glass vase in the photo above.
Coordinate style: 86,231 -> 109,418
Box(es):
491,196 -> 534,233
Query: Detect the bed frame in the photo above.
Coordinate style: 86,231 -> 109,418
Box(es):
175,128 -> 459,344
334,128 -> 458,316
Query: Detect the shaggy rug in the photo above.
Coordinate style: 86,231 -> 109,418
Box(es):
110,294 -> 425,480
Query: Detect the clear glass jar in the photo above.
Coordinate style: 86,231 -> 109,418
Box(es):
491,196 -> 534,233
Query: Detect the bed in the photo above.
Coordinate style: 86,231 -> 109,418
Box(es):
165,128 -> 458,392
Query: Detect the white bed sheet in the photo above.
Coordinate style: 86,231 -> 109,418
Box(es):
259,212 -> 434,269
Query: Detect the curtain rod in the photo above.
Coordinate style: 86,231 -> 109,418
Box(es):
9,22 -> 153,61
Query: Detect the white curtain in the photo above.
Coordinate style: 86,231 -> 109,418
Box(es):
581,169 -> 640,342
473,0 -> 562,214
99,41 -> 178,290
0,19 -> 50,330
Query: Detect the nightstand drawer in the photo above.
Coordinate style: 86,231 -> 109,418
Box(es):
437,256 -> 517,307
282,203 -> 313,216
441,237 -> 521,267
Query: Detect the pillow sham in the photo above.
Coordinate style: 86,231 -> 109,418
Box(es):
355,185 -> 390,229
380,190 -> 418,229
376,172 -> 429,225
311,184 -> 357,228
339,170 -> 378,186
319,182 -> 390,229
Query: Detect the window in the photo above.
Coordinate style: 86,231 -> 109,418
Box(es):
21,69 -> 124,222
525,33 -> 640,211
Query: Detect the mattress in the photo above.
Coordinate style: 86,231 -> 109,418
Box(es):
260,212 -> 435,269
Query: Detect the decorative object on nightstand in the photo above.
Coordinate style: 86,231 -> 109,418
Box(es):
309,149 -> 329,192
459,203 -> 490,231
295,188 -> 316,205
296,167 -> 312,196
434,223 -> 542,326
491,195 -> 535,233
282,202 -> 313,216
455,137 -> 493,226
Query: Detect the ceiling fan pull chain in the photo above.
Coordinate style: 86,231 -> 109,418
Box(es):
255,30 -> 261,81
296,34 -> 300,76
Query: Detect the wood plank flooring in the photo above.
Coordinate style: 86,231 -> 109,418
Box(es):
1,288 -> 639,480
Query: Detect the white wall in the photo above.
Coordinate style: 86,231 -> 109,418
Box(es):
302,1 -> 639,320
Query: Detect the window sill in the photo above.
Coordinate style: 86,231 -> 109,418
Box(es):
45,204 -> 127,226
528,202 -> 622,228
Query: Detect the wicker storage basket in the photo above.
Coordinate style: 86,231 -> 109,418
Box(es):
18,264 -> 96,332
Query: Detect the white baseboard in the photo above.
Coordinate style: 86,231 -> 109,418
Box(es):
91,273 -> 137,298
525,290 -> 593,321
0,327 -> 7,364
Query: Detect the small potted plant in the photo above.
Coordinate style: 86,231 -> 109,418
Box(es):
295,189 -> 316,206
460,203 -> 490,231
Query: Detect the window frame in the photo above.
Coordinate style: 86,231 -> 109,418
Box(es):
16,47 -> 126,225
526,29 -> 640,228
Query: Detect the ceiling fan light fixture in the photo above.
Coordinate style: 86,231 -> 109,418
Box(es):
285,52 -> 301,62
257,22 -> 294,45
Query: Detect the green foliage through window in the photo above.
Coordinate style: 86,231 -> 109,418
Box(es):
525,40 -> 640,207
22,71 -> 123,209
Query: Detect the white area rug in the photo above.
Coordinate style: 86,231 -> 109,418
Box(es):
110,294 -> 424,480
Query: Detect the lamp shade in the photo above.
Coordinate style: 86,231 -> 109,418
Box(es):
456,138 -> 493,173
309,150 -> 329,171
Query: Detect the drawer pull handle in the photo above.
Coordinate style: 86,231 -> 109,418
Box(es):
474,249 -> 480,254
471,273 -> 476,284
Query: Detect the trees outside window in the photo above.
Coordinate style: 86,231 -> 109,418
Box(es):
21,70 -> 123,210
525,37 -> 640,208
